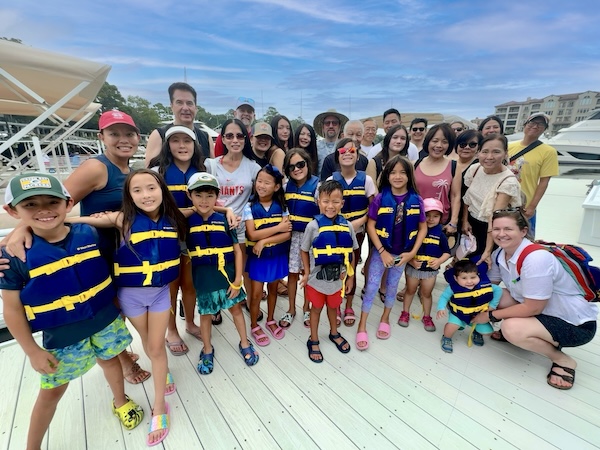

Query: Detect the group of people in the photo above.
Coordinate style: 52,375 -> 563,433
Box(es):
1,81 -> 597,449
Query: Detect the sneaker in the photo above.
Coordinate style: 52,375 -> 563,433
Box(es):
441,336 -> 453,353
397,311 -> 410,327
472,331 -> 484,346
422,315 -> 436,332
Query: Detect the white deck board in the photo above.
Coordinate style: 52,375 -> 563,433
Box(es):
1,177 -> 600,449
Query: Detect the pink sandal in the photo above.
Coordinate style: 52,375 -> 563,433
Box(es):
251,325 -> 271,347
356,331 -> 369,350
376,322 -> 391,340
343,308 -> 356,326
265,320 -> 285,340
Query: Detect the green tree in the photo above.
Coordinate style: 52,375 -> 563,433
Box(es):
124,95 -> 160,134
0,37 -> 23,44
260,106 -> 280,124
290,116 -> 305,132
153,102 -> 172,122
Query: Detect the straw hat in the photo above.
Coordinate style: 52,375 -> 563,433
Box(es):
312,109 -> 349,137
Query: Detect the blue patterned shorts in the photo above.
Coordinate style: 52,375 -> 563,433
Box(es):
40,315 -> 132,389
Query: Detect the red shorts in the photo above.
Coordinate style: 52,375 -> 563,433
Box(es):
305,284 -> 343,309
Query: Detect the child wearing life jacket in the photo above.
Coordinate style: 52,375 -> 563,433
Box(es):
357,156 -> 427,350
186,172 -> 258,373
280,148 -> 320,329
1,173 -> 144,450
437,259 -> 502,352
244,164 -> 292,346
69,169 -> 187,446
300,180 -> 359,363
400,198 -> 452,332
329,138 -> 376,327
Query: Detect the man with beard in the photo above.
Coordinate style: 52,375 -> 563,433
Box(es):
313,109 -> 349,176
214,97 -> 256,157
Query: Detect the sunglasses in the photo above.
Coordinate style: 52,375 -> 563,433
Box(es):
338,147 -> 356,154
324,120 -> 340,126
453,127 -> 464,132
459,142 -> 478,149
412,127 -> 425,132
224,133 -> 245,140
492,207 -> 528,222
287,160 -> 307,172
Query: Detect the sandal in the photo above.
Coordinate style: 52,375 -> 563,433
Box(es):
307,339 -> 323,363
356,331 -> 369,351
490,330 -> 508,342
329,332 -> 351,353
147,402 -> 170,447
165,338 -> 189,356
165,372 -> 176,396
303,311 -> 311,328
212,311 -> 223,326
277,279 -> 288,296
112,395 -> 144,430
244,302 -> 264,321
266,320 -> 285,340
239,342 -> 259,366
251,325 -> 271,347
336,307 -> 342,327
123,362 -> 151,385
547,362 -> 576,390
185,328 -> 202,342
472,331 -> 484,346
126,351 -> 139,363
343,308 -> 356,327
396,288 -> 405,302
379,290 -> 386,303
376,322 -> 391,340
197,348 -> 215,375
279,312 -> 295,328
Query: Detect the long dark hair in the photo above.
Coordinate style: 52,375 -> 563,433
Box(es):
148,132 -> 206,175
283,148 -> 314,181
333,138 -> 355,165
381,124 -> 410,163
378,155 -> 419,195
121,169 -> 187,241
220,118 -> 254,160
478,115 -> 505,135
270,115 -> 294,151
250,164 -> 286,210
422,123 -> 456,156
294,123 -> 318,173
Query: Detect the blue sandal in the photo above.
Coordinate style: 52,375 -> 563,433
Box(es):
239,342 -> 259,366
307,339 -> 323,363
197,348 -> 214,375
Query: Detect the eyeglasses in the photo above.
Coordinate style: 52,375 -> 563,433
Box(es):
324,120 -> 340,126
338,147 -> 356,154
452,127 -> 464,132
526,121 -> 546,129
411,127 -> 425,132
287,160 -> 307,172
458,142 -> 478,149
224,132 -> 245,140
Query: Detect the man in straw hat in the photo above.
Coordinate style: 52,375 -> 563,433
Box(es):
313,109 -> 349,175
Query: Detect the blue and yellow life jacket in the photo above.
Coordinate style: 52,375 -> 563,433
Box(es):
246,201 -> 290,258
114,213 -> 181,287
374,187 -> 421,253
414,224 -> 445,270
164,163 -> 198,208
332,171 -> 369,221
285,176 -> 319,232
443,262 -> 493,324
20,224 -> 116,332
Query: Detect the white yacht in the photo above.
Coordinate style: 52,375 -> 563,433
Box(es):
548,109 -> 600,165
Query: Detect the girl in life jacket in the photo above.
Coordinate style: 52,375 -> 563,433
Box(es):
329,138 -> 377,328
69,169 -> 187,446
357,155 -> 427,350
400,198 -> 452,333
243,164 -> 292,346
280,148 -> 320,330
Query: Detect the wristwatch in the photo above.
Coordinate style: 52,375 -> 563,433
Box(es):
488,310 -> 501,323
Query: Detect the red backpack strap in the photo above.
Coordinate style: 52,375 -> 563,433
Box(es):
515,244 -> 546,275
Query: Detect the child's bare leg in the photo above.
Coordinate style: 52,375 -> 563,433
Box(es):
266,280 -> 279,322
443,322 -> 460,339
97,356 -> 127,407
403,276 -> 420,312
419,277 -> 437,317
380,306 -> 392,324
180,257 -> 200,335
27,383 -> 68,450
286,272 -> 299,315
309,304 -> 323,361
200,314 -> 213,354
249,280 -> 263,329
166,278 -> 187,354
230,303 -> 250,347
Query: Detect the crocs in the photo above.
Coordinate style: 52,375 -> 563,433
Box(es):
197,349 -> 215,375
239,342 -> 259,366
112,395 -> 144,430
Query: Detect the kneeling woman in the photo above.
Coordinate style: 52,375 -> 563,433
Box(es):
472,209 -> 598,390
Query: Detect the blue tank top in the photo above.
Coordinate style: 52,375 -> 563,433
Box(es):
80,154 -> 128,216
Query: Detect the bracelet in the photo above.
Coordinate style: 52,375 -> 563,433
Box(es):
229,278 -> 244,290
378,247 -> 385,254
488,310 -> 501,323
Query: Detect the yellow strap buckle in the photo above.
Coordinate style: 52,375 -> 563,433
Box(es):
29,250 -> 101,278
114,258 -> 180,286
129,230 -> 178,244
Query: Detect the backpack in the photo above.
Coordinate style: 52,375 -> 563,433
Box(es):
515,241 -> 600,302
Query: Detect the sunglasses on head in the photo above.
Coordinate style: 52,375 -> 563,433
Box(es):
287,160 -> 307,172
338,147 -> 356,154
459,142 -> 478,149
411,127 -> 425,132
224,132 -> 245,140
492,207 -> 528,221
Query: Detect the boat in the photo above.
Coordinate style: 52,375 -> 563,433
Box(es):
547,109 -> 600,166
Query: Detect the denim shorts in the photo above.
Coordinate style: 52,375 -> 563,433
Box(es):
537,314 -> 596,349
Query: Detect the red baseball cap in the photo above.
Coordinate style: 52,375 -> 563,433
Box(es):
99,110 -> 139,132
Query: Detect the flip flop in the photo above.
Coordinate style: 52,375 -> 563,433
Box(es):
279,312 -> 295,328
185,328 -> 202,342
356,331 -> 369,351
343,308 -> 356,327
165,372 -> 176,396
251,325 -> 271,347
329,332 -> 351,353
147,402 -> 170,447
212,311 -> 223,326
376,322 -> 391,340
303,311 -> 311,328
547,362 -> 576,390
266,320 -> 285,340
123,362 -> 151,385
307,339 -> 323,363
165,338 -> 189,356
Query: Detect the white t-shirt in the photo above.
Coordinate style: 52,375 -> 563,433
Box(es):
367,142 -> 419,162
489,239 -> 598,325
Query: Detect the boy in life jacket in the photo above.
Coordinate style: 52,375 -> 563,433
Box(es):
0,173 -> 144,449
436,259 -> 503,353
300,180 -> 359,363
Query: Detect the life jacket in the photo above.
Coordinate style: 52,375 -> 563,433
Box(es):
285,176 -> 319,232
332,171 -> 369,221
164,163 -> 198,208
20,224 -> 116,333
443,262 -> 493,324
246,201 -> 290,258
114,213 -> 181,287
374,188 -> 421,253
157,124 -> 211,159
414,224 -> 445,270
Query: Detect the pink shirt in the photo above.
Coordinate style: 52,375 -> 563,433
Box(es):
414,160 -> 453,223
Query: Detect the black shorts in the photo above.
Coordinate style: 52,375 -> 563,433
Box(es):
536,314 -> 597,349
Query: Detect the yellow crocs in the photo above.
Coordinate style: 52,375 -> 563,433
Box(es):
112,395 -> 144,430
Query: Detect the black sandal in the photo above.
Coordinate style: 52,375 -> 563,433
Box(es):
547,362 -> 575,390
307,339 -> 323,363
212,311 -> 222,326
244,302 -> 263,321
329,333 -> 351,354
490,330 -> 508,342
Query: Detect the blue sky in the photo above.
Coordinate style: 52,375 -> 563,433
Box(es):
2,0 -> 599,124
